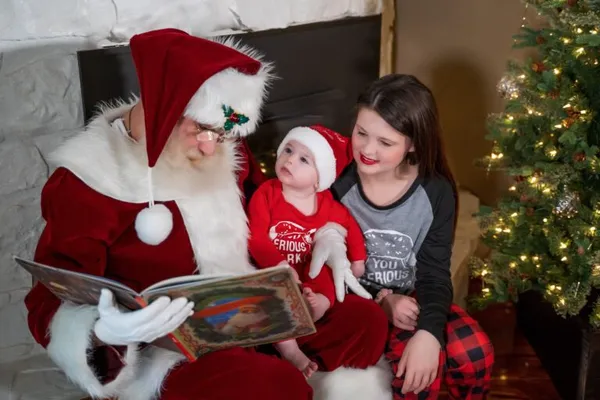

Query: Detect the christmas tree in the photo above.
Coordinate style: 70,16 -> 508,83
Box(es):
471,0 -> 600,328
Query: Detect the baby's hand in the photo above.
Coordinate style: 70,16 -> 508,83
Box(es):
350,260 -> 365,278
277,261 -> 301,284
375,288 -> 393,304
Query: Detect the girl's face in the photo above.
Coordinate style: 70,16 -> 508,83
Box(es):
351,108 -> 414,177
275,140 -> 319,191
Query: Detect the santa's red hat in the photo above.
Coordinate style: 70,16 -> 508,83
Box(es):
276,125 -> 351,192
129,28 -> 274,245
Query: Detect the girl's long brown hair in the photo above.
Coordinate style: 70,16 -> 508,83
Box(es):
356,74 -> 459,232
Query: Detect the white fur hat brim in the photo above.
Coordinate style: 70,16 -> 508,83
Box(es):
276,127 -> 336,192
184,37 -> 274,137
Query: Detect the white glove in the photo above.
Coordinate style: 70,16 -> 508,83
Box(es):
309,223 -> 372,302
94,289 -> 194,346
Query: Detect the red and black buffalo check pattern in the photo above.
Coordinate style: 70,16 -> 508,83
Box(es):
386,303 -> 495,399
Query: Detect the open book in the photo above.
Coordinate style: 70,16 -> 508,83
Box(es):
14,256 -> 316,362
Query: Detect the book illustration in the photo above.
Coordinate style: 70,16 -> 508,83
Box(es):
149,269 -> 315,358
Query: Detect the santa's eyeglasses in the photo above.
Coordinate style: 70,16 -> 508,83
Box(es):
194,122 -> 229,143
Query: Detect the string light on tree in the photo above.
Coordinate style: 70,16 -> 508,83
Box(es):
470,0 -> 600,328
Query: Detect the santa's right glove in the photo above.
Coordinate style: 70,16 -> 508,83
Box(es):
93,289 -> 194,346
309,223 -> 372,302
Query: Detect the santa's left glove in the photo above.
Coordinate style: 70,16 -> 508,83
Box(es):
309,223 -> 372,302
94,289 -> 194,346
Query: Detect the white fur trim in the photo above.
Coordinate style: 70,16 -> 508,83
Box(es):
277,126 -> 336,192
184,37 -> 275,137
308,357 -> 393,400
46,302 -> 139,399
135,204 -> 174,246
119,347 -> 186,400
50,100 -> 254,276
175,146 -> 255,276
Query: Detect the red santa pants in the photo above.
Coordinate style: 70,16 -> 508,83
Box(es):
297,294 -> 388,370
161,347 -> 311,399
386,304 -> 494,399
161,295 -> 388,399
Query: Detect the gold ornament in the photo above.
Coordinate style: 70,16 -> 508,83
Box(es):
497,76 -> 519,99
553,189 -> 580,218
545,145 -> 558,159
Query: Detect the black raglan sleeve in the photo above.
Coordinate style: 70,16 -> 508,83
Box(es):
330,162 -> 358,202
415,178 -> 455,347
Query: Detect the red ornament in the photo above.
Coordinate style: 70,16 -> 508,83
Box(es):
567,0 -> 578,6
566,108 -> 581,118
527,207 -> 535,216
520,194 -> 529,203
532,62 -> 545,72
574,152 -> 586,162
578,246 -> 585,255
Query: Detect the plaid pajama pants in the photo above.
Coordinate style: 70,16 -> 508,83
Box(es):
386,303 -> 494,399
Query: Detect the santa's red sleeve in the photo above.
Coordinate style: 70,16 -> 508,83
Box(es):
236,139 -> 268,208
334,203 -> 367,262
24,167 -> 140,399
247,180 -> 287,268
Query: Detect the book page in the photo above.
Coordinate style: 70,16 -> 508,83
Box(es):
142,272 -> 235,295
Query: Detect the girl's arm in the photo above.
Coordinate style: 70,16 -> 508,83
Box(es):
414,180 -> 455,347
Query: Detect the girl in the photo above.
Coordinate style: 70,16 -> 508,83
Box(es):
330,74 -> 495,399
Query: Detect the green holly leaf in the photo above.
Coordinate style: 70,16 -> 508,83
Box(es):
222,105 -> 233,117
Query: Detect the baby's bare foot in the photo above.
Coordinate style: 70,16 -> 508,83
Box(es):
303,360 -> 318,378
303,288 -> 330,321
276,340 -> 316,378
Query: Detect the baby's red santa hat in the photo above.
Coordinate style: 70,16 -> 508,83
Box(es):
276,125 -> 352,192
129,28 -> 274,246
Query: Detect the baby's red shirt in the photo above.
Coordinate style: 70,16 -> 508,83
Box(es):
248,179 -> 367,271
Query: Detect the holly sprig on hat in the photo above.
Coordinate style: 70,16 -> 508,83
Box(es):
222,105 -> 249,131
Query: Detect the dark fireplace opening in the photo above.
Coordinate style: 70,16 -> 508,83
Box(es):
77,16 -> 381,176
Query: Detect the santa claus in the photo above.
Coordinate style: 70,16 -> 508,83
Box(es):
24,28 -> 391,400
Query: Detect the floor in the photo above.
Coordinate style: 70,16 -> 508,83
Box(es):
437,296 -> 562,399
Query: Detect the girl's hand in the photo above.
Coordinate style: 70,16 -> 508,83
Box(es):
397,330 -> 440,394
350,260 -> 365,277
381,294 -> 419,330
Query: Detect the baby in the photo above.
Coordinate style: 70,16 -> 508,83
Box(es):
248,125 -> 366,377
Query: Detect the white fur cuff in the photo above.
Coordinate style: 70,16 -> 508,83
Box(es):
308,356 -> 393,400
46,302 -> 139,399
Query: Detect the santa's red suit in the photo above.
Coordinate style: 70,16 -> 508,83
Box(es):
23,29 -> 392,400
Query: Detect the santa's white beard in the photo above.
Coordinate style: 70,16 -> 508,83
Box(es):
136,135 -> 240,195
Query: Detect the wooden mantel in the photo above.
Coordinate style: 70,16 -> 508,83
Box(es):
380,0 -> 396,76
